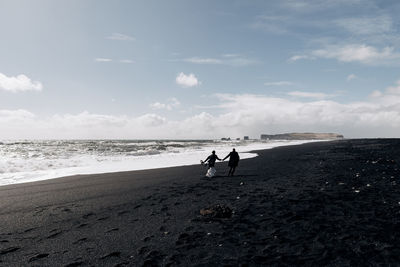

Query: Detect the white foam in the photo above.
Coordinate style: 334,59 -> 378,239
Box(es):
0,140 -> 315,186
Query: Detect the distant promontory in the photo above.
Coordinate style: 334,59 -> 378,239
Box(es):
260,133 -> 344,140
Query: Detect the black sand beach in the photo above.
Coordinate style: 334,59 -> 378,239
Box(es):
1,139 -> 400,266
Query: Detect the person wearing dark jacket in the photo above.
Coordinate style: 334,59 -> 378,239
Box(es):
203,150 -> 221,168
223,148 -> 240,176
202,150 -> 222,178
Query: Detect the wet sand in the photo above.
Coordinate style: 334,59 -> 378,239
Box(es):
1,139 -> 400,266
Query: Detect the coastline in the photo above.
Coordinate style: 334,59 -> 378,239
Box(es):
1,139 -> 399,265
0,139 -> 314,187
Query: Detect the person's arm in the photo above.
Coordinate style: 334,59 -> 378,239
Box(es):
223,154 -> 230,161
204,155 -> 210,162
217,155 -> 222,161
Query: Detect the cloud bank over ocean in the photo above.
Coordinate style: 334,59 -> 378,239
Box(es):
2,79 -> 400,139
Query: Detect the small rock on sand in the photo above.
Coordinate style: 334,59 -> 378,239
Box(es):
200,204 -> 233,218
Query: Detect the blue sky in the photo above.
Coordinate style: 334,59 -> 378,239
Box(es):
1,0 -> 400,139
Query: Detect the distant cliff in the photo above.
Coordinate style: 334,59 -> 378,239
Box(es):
260,133 -> 344,140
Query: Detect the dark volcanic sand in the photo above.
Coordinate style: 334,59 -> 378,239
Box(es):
1,139 -> 400,266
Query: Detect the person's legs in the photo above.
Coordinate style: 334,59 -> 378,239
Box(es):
229,167 -> 236,176
231,166 -> 236,176
228,167 -> 232,176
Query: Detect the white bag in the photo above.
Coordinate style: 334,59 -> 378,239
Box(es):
206,167 -> 216,178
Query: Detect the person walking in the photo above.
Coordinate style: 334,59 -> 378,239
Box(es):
223,148 -> 240,176
202,150 -> 222,177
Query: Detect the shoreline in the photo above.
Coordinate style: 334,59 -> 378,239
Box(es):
1,139 -> 399,265
0,139 -> 316,187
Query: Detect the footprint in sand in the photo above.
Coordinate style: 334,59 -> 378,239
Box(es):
0,246 -> 20,255
137,246 -> 150,255
47,230 -> 63,239
28,253 -> 49,262
82,212 -> 95,219
143,250 -> 165,265
77,223 -> 88,229
142,236 -> 153,242
105,228 -> 119,233
161,206 -> 168,212
72,237 -> 88,244
100,251 -> 121,259
64,261 -> 84,267
118,210 -> 129,216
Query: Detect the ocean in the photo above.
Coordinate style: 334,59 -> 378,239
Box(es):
0,139 -> 313,186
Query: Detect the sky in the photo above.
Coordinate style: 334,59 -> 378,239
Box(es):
1,0 -> 400,139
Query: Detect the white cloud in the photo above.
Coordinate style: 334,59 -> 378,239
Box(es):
264,81 -> 293,86
347,74 -> 357,81
150,102 -> 166,110
385,80 -> 400,95
282,0 -> 367,12
227,57 -> 259,66
52,111 -> 128,128
370,80 -> 400,105
251,2 -> 398,49
369,90 -> 382,98
311,44 -> 399,64
207,91 -> 400,138
335,16 -> 393,36
119,59 -> 134,64
0,110 -> 169,139
107,33 -> 135,41
95,58 -> 112,62
222,54 -> 240,58
2,80 -> 400,139
95,58 -> 134,63
0,109 -> 35,121
288,55 -> 314,62
182,55 -> 258,67
287,91 -> 335,100
0,109 -> 37,139
0,73 -> 43,92
150,98 -> 180,110
251,15 -> 290,34
137,114 -> 166,127
184,57 -> 223,64
176,72 -> 200,88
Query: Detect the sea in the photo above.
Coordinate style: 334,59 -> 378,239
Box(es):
0,139 -> 313,186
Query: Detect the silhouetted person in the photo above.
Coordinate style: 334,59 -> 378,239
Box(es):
223,148 -> 240,176
203,150 -> 222,177
203,150 -> 222,169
